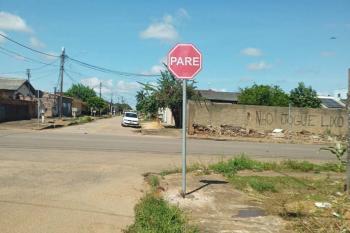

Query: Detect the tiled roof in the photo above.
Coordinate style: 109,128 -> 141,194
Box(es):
0,77 -> 27,90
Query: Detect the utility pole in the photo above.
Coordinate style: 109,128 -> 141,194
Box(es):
26,69 -> 31,82
37,89 -> 40,128
99,82 -> 102,98
59,47 -> 65,118
347,68 -> 350,194
110,93 -> 113,115
54,87 -> 57,116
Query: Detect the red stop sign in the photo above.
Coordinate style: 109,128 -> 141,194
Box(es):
167,43 -> 202,80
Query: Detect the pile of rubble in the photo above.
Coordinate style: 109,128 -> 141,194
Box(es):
192,123 -> 265,137
191,123 -> 346,143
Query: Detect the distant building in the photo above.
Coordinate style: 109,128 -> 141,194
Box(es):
0,77 -> 36,100
40,92 -> 73,117
318,96 -> 345,109
198,89 -> 239,104
333,89 -> 347,100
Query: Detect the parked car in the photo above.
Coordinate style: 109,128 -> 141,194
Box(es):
121,112 -> 140,127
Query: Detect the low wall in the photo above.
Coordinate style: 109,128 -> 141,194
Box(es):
0,99 -> 36,122
188,101 -> 347,136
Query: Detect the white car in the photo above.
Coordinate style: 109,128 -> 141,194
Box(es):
121,112 -> 140,127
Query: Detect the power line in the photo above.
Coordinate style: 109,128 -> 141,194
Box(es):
66,56 -> 162,78
0,60 -> 59,75
0,32 -> 59,58
0,46 -> 59,66
63,70 -> 79,84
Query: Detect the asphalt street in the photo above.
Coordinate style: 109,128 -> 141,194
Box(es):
0,117 -> 335,233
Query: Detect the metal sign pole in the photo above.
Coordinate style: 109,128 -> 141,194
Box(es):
182,79 -> 187,197
347,68 -> 350,194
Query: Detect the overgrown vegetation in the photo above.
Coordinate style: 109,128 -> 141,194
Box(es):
65,83 -> 108,113
290,82 -> 321,108
238,82 -> 321,108
158,155 -> 349,232
125,174 -> 198,233
321,141 -> 347,165
69,116 -> 94,125
136,65 -> 199,127
208,155 -> 345,175
238,84 -> 289,106
124,194 -> 198,233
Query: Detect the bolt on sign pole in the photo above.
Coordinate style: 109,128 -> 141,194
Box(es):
167,43 -> 202,198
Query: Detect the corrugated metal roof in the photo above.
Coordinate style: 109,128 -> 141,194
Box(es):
198,90 -> 239,102
0,77 -> 27,90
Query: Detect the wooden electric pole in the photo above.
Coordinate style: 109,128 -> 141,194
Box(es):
59,47 -> 65,118
26,69 -> 31,82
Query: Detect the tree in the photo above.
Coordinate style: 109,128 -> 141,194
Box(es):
65,84 -> 96,102
135,65 -> 198,127
87,96 -> 107,110
136,89 -> 158,118
114,102 -> 132,114
238,84 -> 289,106
290,82 -> 321,108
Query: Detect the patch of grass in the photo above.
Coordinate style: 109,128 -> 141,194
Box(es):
209,154 -> 345,176
124,194 -> 198,233
228,175 -> 309,193
278,160 -> 345,173
209,155 -> 277,176
148,175 -> 160,190
78,116 -> 93,124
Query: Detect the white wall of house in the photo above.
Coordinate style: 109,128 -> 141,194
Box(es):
158,107 -> 175,126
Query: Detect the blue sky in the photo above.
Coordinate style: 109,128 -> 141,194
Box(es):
0,1 -> 349,106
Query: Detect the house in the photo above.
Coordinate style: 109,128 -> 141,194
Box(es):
318,96 -> 345,109
0,77 -> 37,122
40,92 -> 73,117
0,77 -> 36,100
198,89 -> 239,104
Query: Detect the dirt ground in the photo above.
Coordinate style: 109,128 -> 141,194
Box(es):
161,173 -> 291,233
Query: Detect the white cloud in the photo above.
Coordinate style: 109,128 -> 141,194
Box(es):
80,77 -> 140,96
247,61 -> 271,71
42,51 -> 59,61
143,57 -> 167,75
0,11 -> 32,32
320,51 -> 336,57
140,15 -> 178,41
239,77 -> 254,82
140,9 -> 189,42
116,80 -> 140,94
241,47 -> 263,57
29,36 -> 45,49
80,77 -> 113,95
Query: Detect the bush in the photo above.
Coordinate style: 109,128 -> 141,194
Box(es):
125,194 -> 198,233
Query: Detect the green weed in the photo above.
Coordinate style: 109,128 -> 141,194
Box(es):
124,194 -> 198,233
